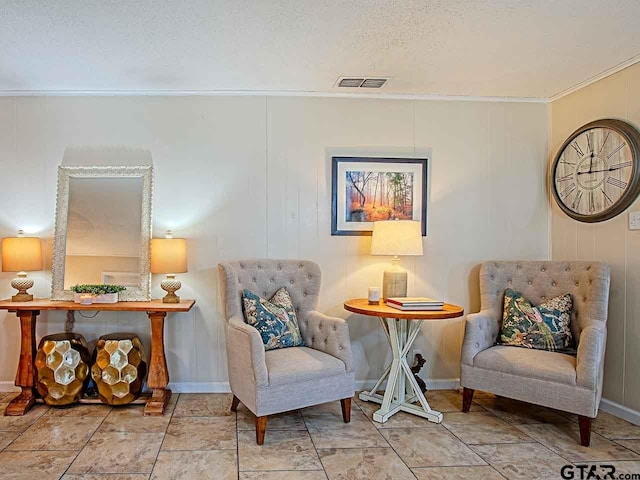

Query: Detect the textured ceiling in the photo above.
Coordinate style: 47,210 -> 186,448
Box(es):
2,0 -> 640,98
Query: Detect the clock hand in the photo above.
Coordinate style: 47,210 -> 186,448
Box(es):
577,164 -> 629,175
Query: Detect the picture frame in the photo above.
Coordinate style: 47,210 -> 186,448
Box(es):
331,156 -> 428,236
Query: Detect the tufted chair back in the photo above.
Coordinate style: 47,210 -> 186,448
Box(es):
218,259 -> 321,337
480,261 -> 610,341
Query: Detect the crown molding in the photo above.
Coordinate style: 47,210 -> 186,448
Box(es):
0,88 -> 547,103
549,53 -> 640,103
4,53 -> 640,104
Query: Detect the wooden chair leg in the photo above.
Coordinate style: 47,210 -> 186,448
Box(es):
256,416 -> 267,445
230,395 -> 240,412
462,388 -> 474,413
340,398 -> 352,423
578,415 -> 593,447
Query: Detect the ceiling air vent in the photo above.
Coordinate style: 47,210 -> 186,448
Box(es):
338,78 -> 365,88
336,77 -> 388,89
360,78 -> 387,88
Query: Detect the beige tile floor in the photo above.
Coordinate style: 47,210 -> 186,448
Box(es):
1,390 -> 640,479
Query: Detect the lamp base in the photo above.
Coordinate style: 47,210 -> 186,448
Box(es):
11,272 -> 34,302
382,257 -> 407,300
160,275 -> 181,304
12,293 -> 34,302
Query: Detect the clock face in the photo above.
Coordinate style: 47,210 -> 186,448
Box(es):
552,120 -> 640,222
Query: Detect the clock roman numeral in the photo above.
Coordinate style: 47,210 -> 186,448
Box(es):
586,131 -> 594,154
607,142 -> 626,159
560,183 -> 577,199
589,191 -> 595,213
607,176 -> 628,189
599,131 -> 611,154
570,141 -> 584,157
559,158 -> 576,166
609,161 -> 632,171
602,189 -> 613,206
572,190 -> 583,210
556,173 -> 574,182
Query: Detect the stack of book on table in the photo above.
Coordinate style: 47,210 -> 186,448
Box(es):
386,297 -> 444,311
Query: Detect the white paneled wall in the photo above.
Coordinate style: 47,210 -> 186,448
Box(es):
551,62 -> 640,412
0,95 -> 549,391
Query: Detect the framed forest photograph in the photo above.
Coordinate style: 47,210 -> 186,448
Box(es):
331,156 -> 428,236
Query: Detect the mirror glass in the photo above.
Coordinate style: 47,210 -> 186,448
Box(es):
63,177 -> 143,290
51,165 -> 152,301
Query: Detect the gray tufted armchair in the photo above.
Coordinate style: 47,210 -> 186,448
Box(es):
218,259 -> 355,444
461,261 -> 610,447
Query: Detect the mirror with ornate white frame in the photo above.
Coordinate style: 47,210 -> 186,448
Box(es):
51,165 -> 153,301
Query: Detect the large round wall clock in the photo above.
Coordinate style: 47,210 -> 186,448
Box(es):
551,119 -> 640,223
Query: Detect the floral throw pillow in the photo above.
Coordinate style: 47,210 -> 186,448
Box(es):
499,288 -> 575,354
242,287 -> 305,351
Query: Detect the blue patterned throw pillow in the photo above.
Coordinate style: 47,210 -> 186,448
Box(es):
242,287 -> 305,351
499,288 -> 575,354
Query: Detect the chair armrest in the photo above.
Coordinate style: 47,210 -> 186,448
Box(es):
227,316 -> 268,387
306,311 -> 354,373
461,310 -> 500,366
576,325 -> 606,390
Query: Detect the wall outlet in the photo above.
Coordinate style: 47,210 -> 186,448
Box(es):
630,212 -> 640,231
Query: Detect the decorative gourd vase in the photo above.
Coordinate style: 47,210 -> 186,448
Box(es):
35,333 -> 91,406
91,333 -> 147,405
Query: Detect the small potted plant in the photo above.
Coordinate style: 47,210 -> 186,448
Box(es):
71,284 -> 126,304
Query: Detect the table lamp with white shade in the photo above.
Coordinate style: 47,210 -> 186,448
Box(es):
151,231 -> 188,304
1,230 -> 43,302
370,220 -> 423,300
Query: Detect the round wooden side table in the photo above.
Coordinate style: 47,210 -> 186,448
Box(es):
344,298 -> 464,424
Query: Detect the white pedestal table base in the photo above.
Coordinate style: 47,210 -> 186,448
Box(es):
358,317 -> 443,424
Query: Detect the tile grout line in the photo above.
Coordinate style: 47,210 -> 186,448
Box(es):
477,417 -> 638,467
607,435 -> 640,456
410,465 -> 509,480
361,394 -> 555,476
57,404 -> 114,479
440,408 -> 538,446
0,403 -> 49,452
437,411 -> 495,469
147,393 -> 179,479
4,392 -> 638,478
467,412 -> 581,467
354,397 -> 419,479
469,400 -> 596,467
300,407 -> 331,480
514,423 -> 605,466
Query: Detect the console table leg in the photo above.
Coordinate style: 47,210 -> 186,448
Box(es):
6,310 -> 39,416
145,311 -> 172,416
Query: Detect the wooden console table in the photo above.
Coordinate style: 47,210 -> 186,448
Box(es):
0,299 -> 195,416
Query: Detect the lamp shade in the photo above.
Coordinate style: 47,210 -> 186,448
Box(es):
150,238 -> 188,274
1,236 -> 42,272
370,220 -> 423,256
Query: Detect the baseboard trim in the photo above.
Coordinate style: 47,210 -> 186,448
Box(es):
167,382 -> 231,393
355,378 -> 460,392
1,381 -> 234,394
600,398 -> 640,426
2,379 -> 463,394
0,381 -> 19,393
170,380 -> 461,394
5,379 -> 637,425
